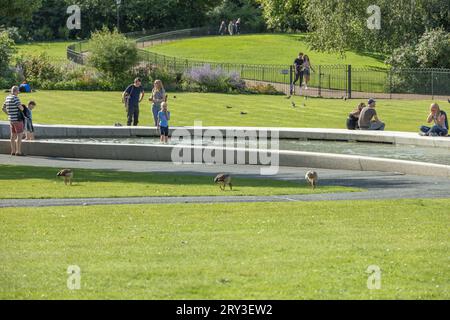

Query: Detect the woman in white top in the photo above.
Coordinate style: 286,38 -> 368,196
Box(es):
302,55 -> 314,90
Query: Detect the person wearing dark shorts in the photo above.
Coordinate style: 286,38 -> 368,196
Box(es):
122,78 -> 144,126
291,52 -> 304,95
2,86 -> 25,156
158,102 -> 171,144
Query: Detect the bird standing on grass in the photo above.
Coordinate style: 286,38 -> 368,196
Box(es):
57,169 -> 74,186
305,171 -> 318,190
214,174 -> 232,191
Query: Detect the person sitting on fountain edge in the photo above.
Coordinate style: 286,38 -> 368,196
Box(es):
358,98 -> 385,131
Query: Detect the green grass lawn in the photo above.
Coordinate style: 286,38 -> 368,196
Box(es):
14,41 -> 74,61
0,165 -> 359,199
1,199 -> 448,299
0,91 -> 442,132
146,34 -> 387,68
145,34 -> 389,92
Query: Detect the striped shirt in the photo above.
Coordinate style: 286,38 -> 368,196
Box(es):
3,95 -> 22,122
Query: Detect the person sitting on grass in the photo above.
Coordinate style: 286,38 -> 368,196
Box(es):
358,98 -> 385,131
2,86 -> 25,156
346,103 -> 366,130
420,103 -> 448,137
19,80 -> 31,93
23,101 -> 37,140
158,102 -> 171,144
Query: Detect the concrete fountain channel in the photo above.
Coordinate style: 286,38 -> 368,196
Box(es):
1,122 -> 449,178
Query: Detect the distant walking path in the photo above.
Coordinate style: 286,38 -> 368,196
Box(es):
1,155 -> 449,208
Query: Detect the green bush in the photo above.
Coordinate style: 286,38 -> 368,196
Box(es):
182,65 -> 246,93
0,69 -> 20,90
148,65 -> 181,91
88,27 -> 139,78
416,28 -> 450,69
0,31 -> 16,74
386,28 -> 450,95
32,26 -> 55,41
16,53 -> 62,85
246,83 -> 284,95
386,28 -> 450,69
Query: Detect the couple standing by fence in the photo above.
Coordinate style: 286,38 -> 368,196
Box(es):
122,78 -> 171,143
290,52 -> 313,95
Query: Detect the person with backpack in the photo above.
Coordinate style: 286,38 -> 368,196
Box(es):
420,103 -> 448,137
122,78 -> 145,126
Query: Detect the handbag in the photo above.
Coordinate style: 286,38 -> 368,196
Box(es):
123,85 -> 135,113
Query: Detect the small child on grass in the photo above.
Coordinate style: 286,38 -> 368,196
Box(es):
158,102 -> 171,144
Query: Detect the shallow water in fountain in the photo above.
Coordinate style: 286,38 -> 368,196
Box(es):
42,137 -> 450,166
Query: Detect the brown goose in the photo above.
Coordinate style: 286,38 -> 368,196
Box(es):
214,174 -> 232,191
305,171 -> 318,190
57,169 -> 74,186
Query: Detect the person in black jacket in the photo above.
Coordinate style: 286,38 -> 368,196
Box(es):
290,52 -> 304,95
346,103 -> 365,130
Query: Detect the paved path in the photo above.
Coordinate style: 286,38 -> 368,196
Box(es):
1,155 -> 449,208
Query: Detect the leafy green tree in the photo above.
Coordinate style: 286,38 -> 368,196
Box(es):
256,0 -> 308,31
88,27 -> 138,78
304,0 -> 450,54
0,0 -> 42,26
0,31 -> 16,73
207,0 -> 265,31
387,28 -> 450,69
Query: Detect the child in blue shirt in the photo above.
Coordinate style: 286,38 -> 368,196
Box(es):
158,102 -> 171,144
23,101 -> 36,140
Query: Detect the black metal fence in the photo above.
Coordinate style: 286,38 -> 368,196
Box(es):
67,27 -> 450,99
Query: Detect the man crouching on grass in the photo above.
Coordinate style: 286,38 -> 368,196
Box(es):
2,86 -> 25,156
